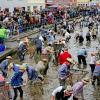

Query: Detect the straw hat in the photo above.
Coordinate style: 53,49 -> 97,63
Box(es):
19,66 -> 26,71
67,58 -> 75,64
96,60 -> 100,64
65,85 -> 72,91
42,59 -> 48,62
6,56 -> 12,59
91,52 -> 96,56
82,78 -> 90,84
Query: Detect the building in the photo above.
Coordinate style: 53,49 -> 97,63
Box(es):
0,0 -> 45,12
76,0 -> 90,6
27,0 -> 45,11
53,0 -> 77,6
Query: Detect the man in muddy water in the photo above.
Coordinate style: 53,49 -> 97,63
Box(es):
77,47 -> 87,68
58,58 -> 75,87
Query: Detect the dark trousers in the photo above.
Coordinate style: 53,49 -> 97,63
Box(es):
13,86 -> 23,100
78,55 -> 87,65
37,47 -> 42,54
92,35 -> 96,39
90,64 -> 95,74
86,36 -> 91,41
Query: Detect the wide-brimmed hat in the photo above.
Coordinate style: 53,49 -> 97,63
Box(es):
96,60 -> 100,64
65,85 -> 72,91
6,56 -> 12,59
19,66 -> 26,71
42,59 -> 48,62
82,78 -> 90,84
67,58 -> 75,64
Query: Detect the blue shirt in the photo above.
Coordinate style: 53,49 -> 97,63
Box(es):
58,64 -> 69,79
11,71 -> 24,87
35,38 -> 42,48
27,66 -> 38,81
77,48 -> 87,56
0,59 -> 9,70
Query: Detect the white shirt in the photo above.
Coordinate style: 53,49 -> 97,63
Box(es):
90,56 -> 96,64
52,86 -> 63,96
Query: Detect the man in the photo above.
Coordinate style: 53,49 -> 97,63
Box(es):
23,63 -> 43,83
77,47 -> 87,68
51,85 -> 75,100
72,78 -> 90,100
58,58 -> 75,86
0,56 -> 12,77
92,60 -> 100,86
35,36 -> 42,54
18,41 -> 27,61
58,48 -> 72,65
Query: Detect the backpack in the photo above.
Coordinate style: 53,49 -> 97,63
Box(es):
0,74 -> 5,86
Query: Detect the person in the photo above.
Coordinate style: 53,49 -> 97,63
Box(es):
35,36 -> 42,54
77,47 -> 87,68
86,29 -> 91,42
51,85 -> 77,100
72,78 -> 90,100
0,56 -> 12,78
58,48 -> 72,65
89,53 -> 96,75
58,58 -> 75,86
36,59 -> 48,76
11,66 -> 26,100
92,60 -> 100,86
23,63 -> 43,83
78,30 -> 84,44
18,41 -> 27,61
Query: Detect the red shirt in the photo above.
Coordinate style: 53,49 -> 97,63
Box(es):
58,51 -> 72,65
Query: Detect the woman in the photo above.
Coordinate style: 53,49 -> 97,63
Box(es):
11,66 -> 26,100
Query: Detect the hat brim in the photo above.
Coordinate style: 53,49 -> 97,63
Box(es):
67,58 -> 75,64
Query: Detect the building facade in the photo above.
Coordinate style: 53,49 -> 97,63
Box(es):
0,0 -> 45,12
53,0 -> 77,6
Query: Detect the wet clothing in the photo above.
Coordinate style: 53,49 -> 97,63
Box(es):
11,71 -> 24,87
72,81 -> 84,99
35,38 -> 42,54
26,66 -> 38,81
52,86 -> 71,100
13,86 -> 23,100
0,59 -> 9,77
58,64 -> 69,86
59,51 -> 72,65
77,48 -> 87,65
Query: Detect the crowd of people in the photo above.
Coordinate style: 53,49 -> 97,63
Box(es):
0,5 -> 100,100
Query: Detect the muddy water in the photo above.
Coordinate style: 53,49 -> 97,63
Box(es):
8,25 -> 100,100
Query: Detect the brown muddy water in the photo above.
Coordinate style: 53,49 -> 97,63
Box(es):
7,26 -> 100,100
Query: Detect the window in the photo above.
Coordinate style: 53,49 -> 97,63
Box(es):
27,6 -> 30,11
40,6 -> 42,11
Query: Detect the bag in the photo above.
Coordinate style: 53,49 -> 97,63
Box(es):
0,74 -> 5,86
